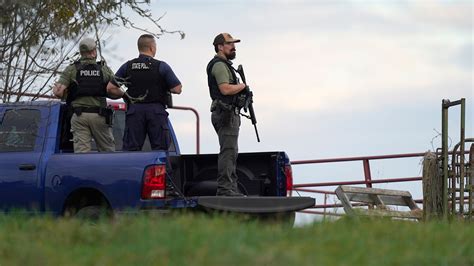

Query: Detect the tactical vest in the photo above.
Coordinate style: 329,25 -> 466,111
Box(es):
66,61 -> 107,105
206,57 -> 238,105
125,57 -> 168,105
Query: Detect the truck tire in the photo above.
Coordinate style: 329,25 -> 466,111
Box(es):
62,188 -> 112,219
74,206 -> 111,220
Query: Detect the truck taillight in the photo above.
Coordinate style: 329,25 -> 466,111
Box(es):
285,164 -> 293,197
141,165 -> 166,199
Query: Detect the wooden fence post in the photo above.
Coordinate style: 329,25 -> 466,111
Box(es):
423,151 -> 443,220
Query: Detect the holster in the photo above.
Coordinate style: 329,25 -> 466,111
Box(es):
99,107 -> 115,126
73,108 -> 82,116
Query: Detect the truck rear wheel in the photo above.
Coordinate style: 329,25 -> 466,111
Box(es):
63,188 -> 112,220
74,206 -> 111,220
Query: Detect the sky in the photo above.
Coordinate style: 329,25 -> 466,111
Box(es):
101,0 -> 473,222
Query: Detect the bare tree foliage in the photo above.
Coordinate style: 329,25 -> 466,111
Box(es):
0,0 -> 184,103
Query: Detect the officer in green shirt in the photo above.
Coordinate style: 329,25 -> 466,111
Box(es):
53,37 -> 116,153
206,33 -> 247,196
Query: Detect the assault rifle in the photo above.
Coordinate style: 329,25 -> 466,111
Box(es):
235,64 -> 260,142
115,76 -> 173,108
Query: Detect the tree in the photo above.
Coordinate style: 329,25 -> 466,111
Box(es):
0,0 -> 184,102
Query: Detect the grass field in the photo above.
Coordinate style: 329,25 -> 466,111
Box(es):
0,213 -> 472,266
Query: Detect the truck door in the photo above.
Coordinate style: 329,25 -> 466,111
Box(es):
0,107 -> 46,211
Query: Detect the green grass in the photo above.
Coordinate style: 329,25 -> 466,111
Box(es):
0,213 -> 472,266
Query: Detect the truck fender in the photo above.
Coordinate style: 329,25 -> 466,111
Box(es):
62,187 -> 112,217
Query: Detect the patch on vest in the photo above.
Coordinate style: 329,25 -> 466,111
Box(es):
79,70 -> 101,76
131,62 -> 151,70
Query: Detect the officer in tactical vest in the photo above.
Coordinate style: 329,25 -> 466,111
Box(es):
53,37 -> 116,153
207,33 -> 248,196
107,34 -> 182,151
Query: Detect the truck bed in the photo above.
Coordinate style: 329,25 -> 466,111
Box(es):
170,152 -> 289,197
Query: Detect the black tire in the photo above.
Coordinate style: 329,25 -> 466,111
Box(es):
74,206 -> 111,220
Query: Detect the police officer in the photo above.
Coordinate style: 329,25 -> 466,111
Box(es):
107,34 -> 182,151
53,37 -> 116,153
207,33 -> 247,196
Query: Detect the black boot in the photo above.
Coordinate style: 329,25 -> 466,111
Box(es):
216,189 -> 246,197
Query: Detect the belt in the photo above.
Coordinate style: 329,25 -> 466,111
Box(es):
213,99 -> 236,109
73,107 -> 101,113
211,100 -> 240,114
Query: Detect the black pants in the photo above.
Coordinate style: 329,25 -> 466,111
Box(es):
123,103 -> 170,151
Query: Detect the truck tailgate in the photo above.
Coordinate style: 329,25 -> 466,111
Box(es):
197,196 -> 314,213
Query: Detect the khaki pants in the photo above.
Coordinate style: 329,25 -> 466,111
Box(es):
70,113 -> 115,153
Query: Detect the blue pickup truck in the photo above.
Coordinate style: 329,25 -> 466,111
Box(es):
0,101 -> 314,220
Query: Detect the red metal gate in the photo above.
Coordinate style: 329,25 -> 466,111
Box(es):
291,152 -> 427,217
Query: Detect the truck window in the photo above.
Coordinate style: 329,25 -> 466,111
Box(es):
0,109 -> 40,152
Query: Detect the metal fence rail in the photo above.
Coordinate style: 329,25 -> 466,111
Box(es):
292,151 -> 468,217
